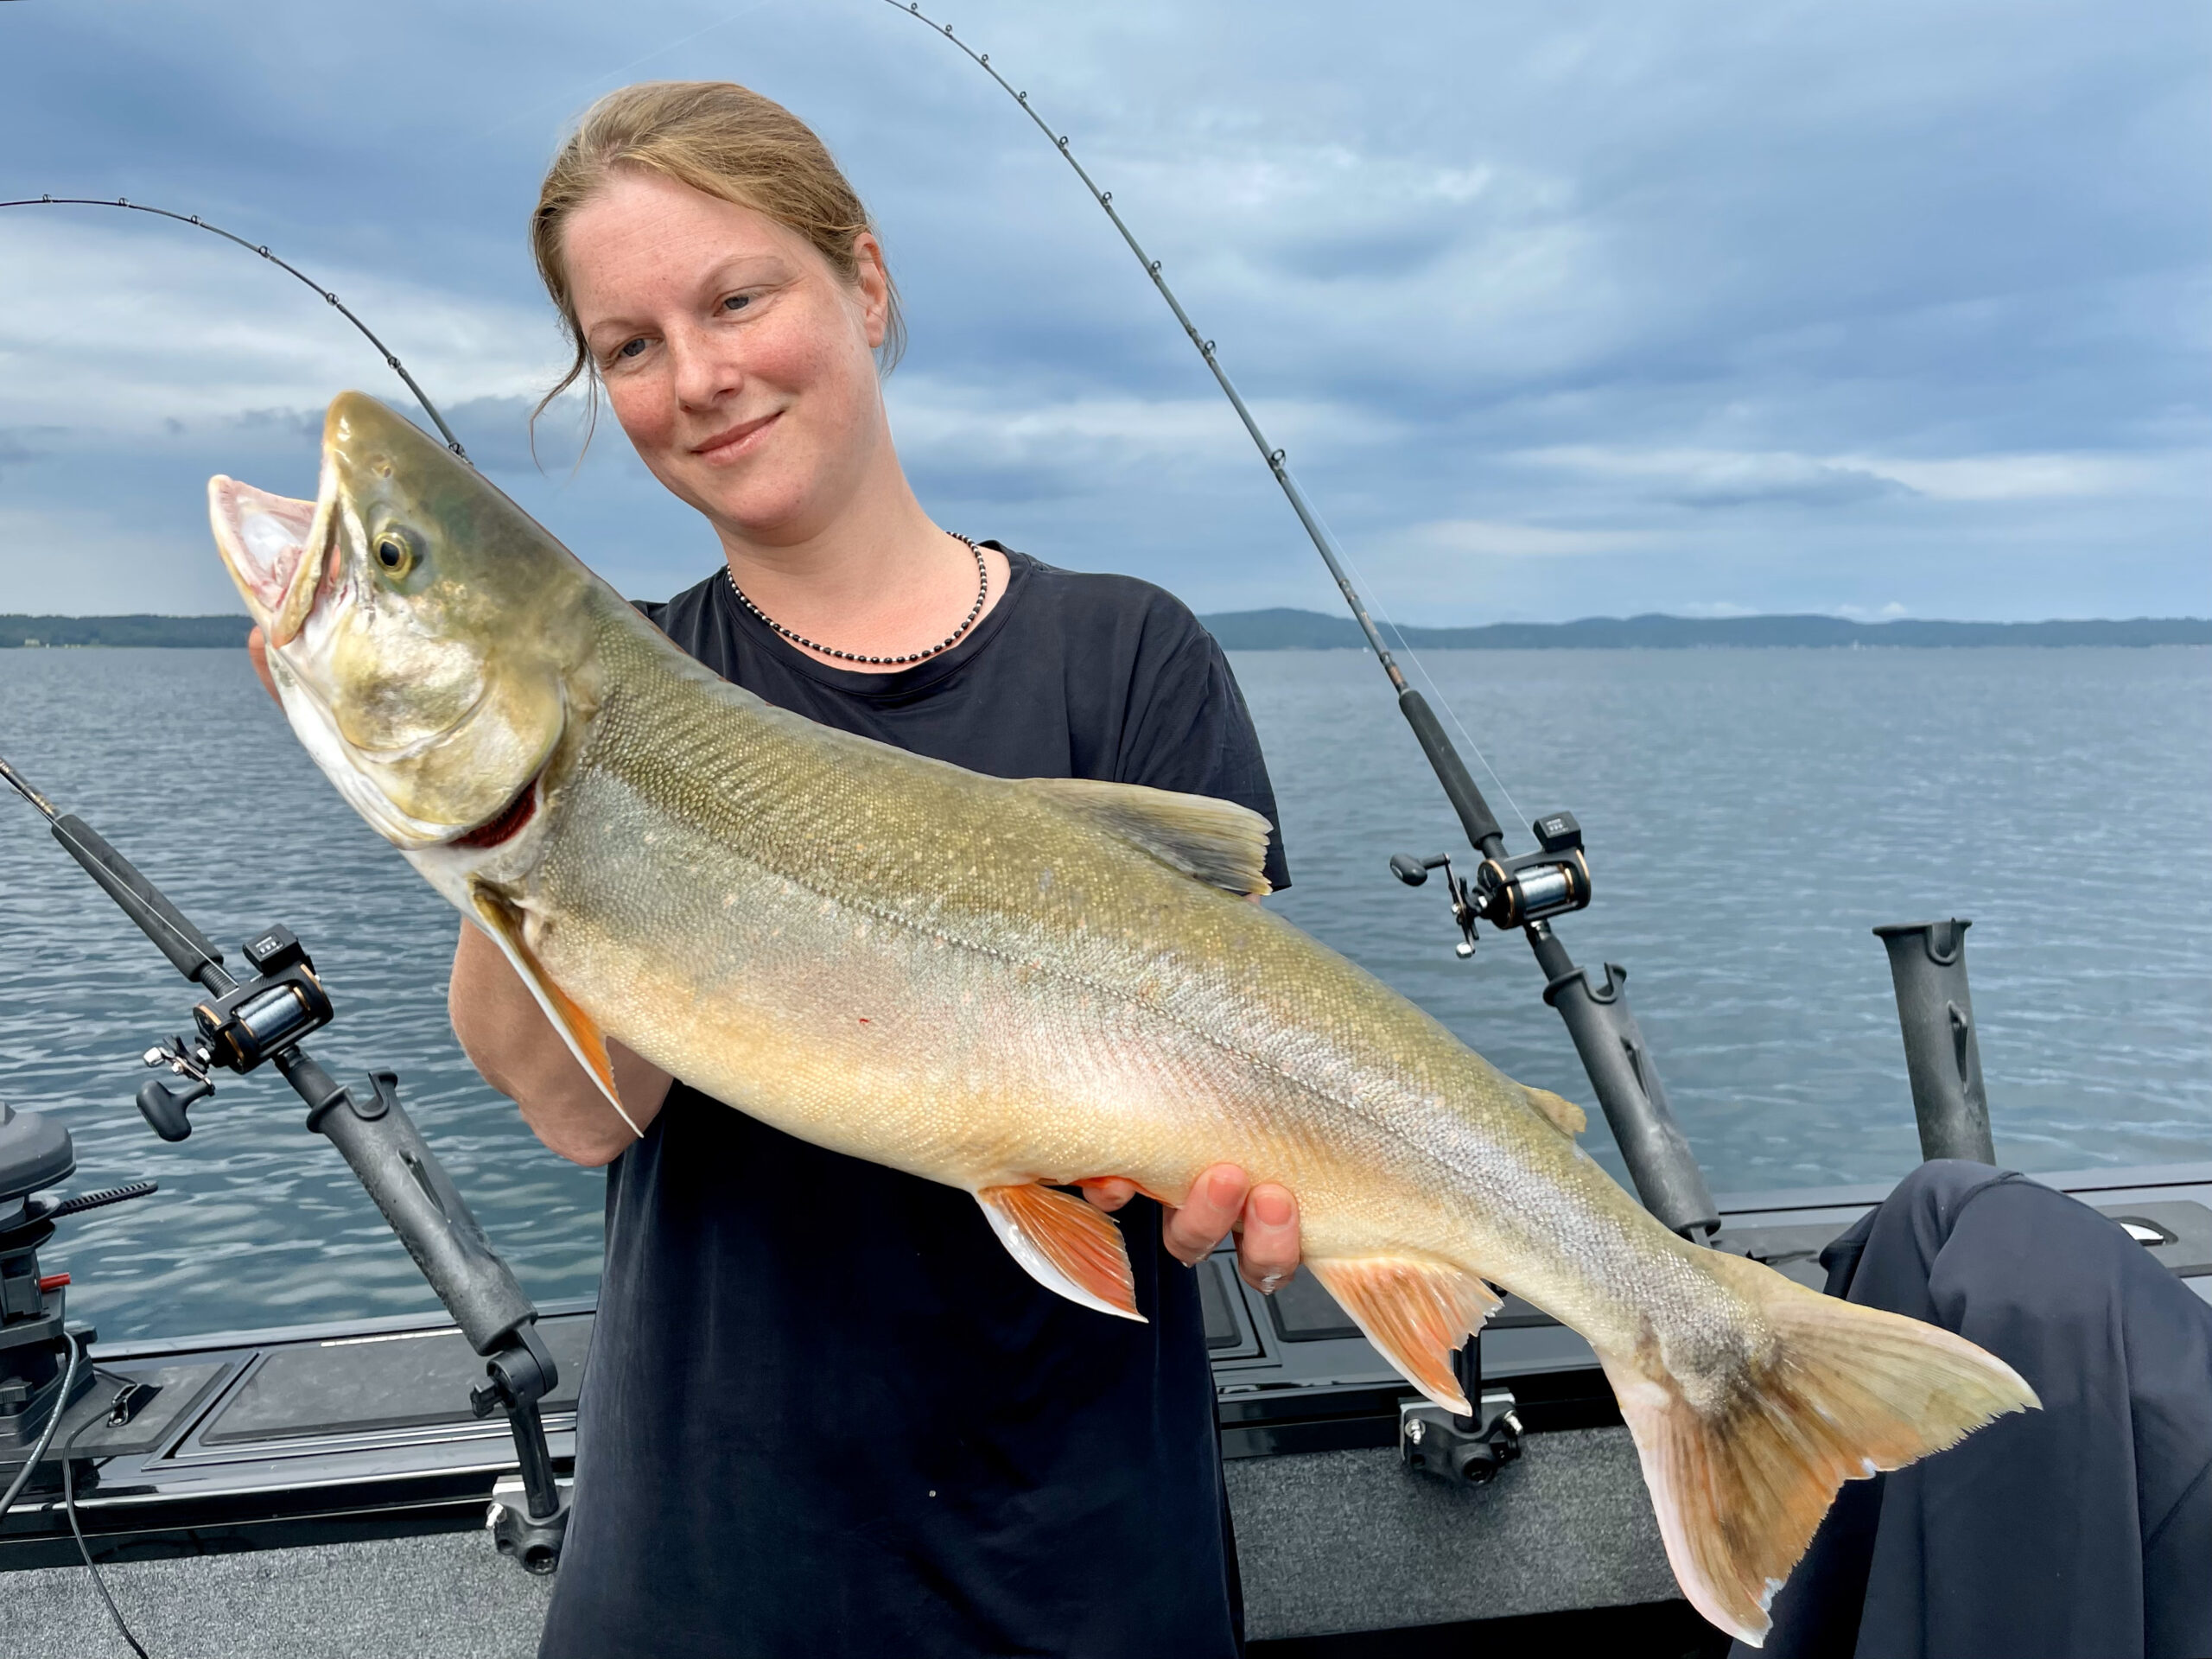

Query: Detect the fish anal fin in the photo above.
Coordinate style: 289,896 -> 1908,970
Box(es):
1307,1257 -> 1503,1413
1600,1252 -> 2039,1645
1026,777 -> 1273,896
468,883 -> 638,1138
1526,1086 -> 1587,1136
976,1183 -> 1144,1323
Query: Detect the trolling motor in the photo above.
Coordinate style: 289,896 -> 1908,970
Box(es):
0,754 -> 569,1573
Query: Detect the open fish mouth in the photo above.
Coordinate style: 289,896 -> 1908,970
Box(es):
207,472 -> 334,648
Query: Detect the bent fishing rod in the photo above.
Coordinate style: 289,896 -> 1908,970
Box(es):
0,751 -> 570,1571
0,194 -> 470,461
885,1 -> 1719,1238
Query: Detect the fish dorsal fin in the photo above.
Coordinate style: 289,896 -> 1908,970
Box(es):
468,881 -> 640,1139
1306,1257 -> 1503,1412
1026,778 -> 1273,896
1526,1086 -> 1587,1137
976,1183 -> 1145,1322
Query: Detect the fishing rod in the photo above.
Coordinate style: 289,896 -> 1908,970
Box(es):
0,751 -> 569,1572
887,1 -> 1720,1239
0,194 -> 471,461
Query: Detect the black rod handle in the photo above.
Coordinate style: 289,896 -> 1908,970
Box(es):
50,815 -> 228,988
1395,691 -> 1506,859
278,1053 -> 540,1356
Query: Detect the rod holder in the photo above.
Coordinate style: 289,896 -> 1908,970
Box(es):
1536,941 -> 1720,1239
1873,918 -> 1995,1165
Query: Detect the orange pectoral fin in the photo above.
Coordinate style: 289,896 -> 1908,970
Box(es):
1306,1257 -> 1503,1413
468,882 -> 637,1138
976,1184 -> 1145,1323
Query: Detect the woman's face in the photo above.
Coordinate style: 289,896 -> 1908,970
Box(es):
562,168 -> 893,544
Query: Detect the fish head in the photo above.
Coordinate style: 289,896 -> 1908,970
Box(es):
210,391 -> 598,849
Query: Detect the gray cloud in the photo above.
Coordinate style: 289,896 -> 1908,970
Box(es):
0,0 -> 2203,624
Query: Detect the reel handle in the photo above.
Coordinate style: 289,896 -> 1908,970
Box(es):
135,1074 -> 211,1142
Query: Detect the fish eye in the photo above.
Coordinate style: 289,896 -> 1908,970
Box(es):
373,531 -> 419,576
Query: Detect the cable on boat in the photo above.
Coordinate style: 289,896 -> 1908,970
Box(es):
64,1382 -> 155,1659
878,0 -> 1533,827
0,1323 -> 81,1523
0,194 -> 471,462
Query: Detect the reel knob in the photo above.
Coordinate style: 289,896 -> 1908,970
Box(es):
136,1073 -> 212,1142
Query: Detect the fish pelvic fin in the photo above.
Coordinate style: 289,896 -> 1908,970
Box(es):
1599,1251 -> 2039,1647
467,882 -> 640,1140
1524,1086 -> 1586,1137
1024,777 -> 1273,896
1306,1257 -> 1503,1413
976,1184 -> 1145,1323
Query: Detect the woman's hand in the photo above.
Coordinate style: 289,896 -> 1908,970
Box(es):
1083,1166 -> 1301,1294
247,626 -> 280,703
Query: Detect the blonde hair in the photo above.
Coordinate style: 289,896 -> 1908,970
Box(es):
529,80 -> 904,436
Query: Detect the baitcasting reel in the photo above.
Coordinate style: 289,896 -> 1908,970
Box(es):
137,925 -> 332,1141
1390,811 -> 1592,959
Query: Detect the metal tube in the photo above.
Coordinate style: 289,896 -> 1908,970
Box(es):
1873,919 -> 1996,1165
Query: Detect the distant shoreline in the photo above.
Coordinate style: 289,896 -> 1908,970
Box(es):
1200,608 -> 2212,650
0,615 -> 256,649
3,610 -> 2208,652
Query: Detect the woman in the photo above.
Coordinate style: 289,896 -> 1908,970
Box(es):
454,81 -> 1299,1657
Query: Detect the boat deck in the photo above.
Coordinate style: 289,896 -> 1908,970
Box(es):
7,1161 -> 2209,1655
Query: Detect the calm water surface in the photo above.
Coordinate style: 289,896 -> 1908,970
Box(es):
3,645 -> 2206,1339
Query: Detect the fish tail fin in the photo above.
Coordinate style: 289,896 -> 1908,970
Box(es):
1598,1252 -> 2037,1646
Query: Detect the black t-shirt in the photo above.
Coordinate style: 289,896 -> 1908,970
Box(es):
538,549 -> 1288,1659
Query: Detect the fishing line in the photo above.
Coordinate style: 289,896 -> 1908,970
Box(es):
0,195 -> 469,462
1301,504 -> 1530,830
880,0 -> 1535,835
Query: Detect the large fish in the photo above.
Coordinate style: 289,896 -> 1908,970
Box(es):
211,393 -> 2034,1643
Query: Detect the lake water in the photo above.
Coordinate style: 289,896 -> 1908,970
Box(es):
3,645 -> 2207,1341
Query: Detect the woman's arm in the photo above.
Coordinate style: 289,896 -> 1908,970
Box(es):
448,924 -> 672,1166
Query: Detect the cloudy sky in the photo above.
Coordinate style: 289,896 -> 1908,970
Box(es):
1,0 -> 2204,623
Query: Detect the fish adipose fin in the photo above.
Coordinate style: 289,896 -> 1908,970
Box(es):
1599,1252 -> 2039,1647
1025,778 -> 1274,896
467,883 -> 640,1139
976,1184 -> 1145,1322
1306,1257 -> 1503,1413
1524,1086 -> 1586,1136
